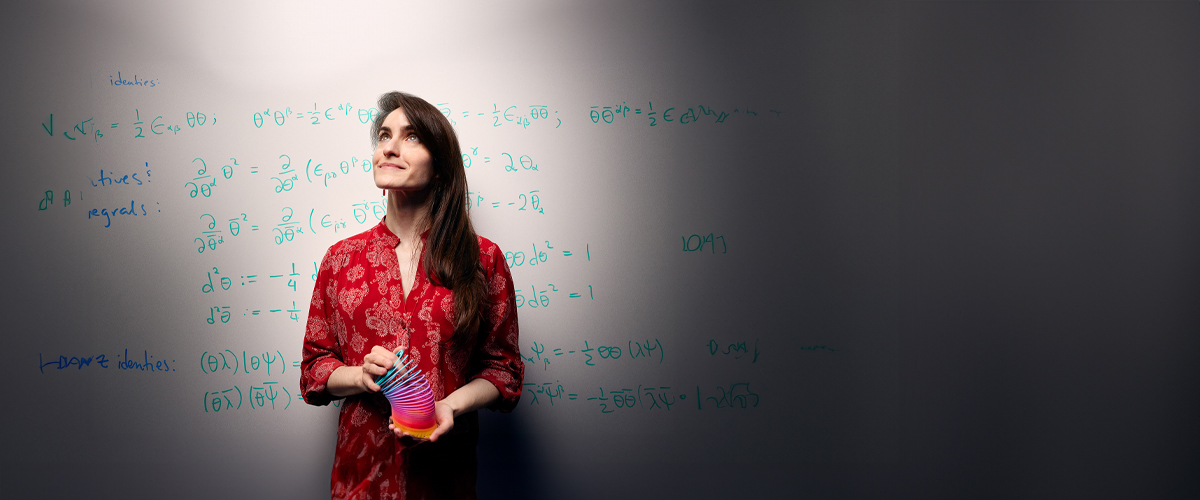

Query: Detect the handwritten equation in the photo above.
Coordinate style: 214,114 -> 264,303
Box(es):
514,283 -> 595,311
504,241 -> 591,269
203,382 -> 294,412
204,301 -> 302,325
40,108 -> 215,143
588,100 -> 783,127
467,189 -> 546,214
200,264 -> 304,294
461,146 -> 543,173
199,349 -> 291,377
192,208 -> 313,253
252,102 -> 378,128
522,338 -> 661,371
437,102 -> 562,130
181,154 -> 372,200
523,381 -> 760,413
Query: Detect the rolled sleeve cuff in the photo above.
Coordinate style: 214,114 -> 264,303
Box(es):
472,368 -> 521,413
301,356 -> 346,406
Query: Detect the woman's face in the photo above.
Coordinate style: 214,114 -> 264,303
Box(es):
373,108 -> 434,193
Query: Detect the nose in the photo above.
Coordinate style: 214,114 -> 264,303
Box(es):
379,136 -> 400,158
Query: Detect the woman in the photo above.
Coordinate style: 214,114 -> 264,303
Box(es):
300,91 -> 523,499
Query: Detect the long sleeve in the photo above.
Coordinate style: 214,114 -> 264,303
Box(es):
469,241 -> 523,412
300,248 -> 346,406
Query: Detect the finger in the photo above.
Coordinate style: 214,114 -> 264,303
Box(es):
371,346 -> 398,366
361,361 -> 386,377
429,415 -> 452,442
360,367 -> 382,392
389,423 -> 411,439
363,353 -> 391,372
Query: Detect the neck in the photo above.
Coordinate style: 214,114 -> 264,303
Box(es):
383,188 -> 431,243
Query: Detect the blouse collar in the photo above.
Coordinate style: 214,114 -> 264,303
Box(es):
373,217 -> 430,247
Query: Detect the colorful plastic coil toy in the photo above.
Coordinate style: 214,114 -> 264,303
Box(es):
374,349 -> 438,439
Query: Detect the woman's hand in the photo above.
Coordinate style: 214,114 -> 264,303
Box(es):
426,400 -> 456,442
385,376 -> 500,444
358,345 -> 399,393
388,399 -> 455,445
329,345 -> 397,397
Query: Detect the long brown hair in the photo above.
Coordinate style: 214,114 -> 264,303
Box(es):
371,91 -> 485,344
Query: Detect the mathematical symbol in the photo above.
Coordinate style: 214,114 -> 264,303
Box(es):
110,123 -> 119,128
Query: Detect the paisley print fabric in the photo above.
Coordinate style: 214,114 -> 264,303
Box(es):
300,220 -> 522,499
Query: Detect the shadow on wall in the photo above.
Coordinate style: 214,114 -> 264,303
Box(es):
477,408 -> 544,500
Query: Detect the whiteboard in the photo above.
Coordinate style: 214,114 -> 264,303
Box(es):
0,2 -> 858,498
4,1 -> 1195,499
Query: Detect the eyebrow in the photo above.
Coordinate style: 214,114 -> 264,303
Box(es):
378,124 -> 415,135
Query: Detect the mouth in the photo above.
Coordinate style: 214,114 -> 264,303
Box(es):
378,162 -> 405,170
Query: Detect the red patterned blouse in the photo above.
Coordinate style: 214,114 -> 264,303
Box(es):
300,220 -> 522,500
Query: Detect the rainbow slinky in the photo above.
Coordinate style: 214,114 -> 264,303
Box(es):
374,349 -> 438,439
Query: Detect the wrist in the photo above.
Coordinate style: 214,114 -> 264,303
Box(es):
359,365 -> 372,392
442,397 -> 463,418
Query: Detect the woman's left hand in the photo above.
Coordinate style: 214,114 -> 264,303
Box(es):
426,400 -> 456,442
389,379 -> 497,444
388,399 -> 456,444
